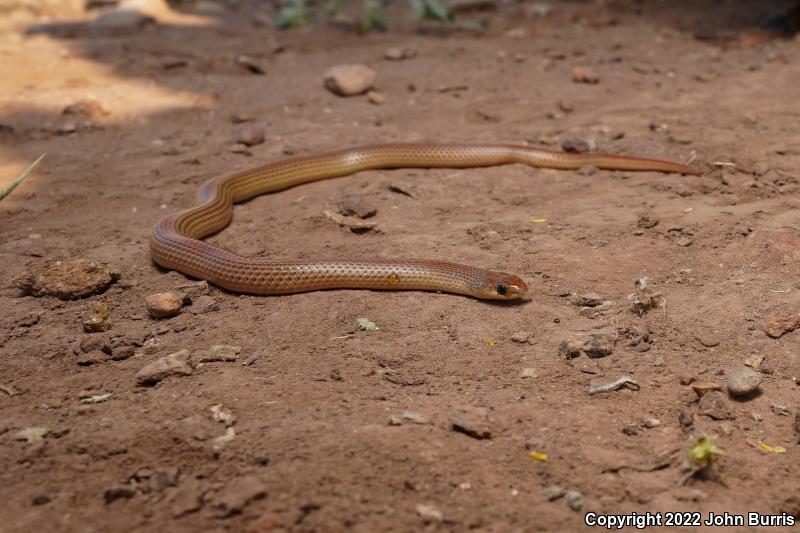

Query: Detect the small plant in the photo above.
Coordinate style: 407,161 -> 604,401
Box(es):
0,153 -> 45,203
275,0 -> 452,31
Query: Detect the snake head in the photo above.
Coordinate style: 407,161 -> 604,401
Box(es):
479,272 -> 528,300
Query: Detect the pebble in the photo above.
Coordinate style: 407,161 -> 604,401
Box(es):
694,333 -> 720,347
698,391 -> 732,420
338,193 -> 377,219
146,292 -> 183,319
135,349 -> 193,386
558,339 -> 583,359
324,209 -> 377,233
678,372 -> 697,385
111,345 -> 135,361
643,418 -> 661,428
63,100 -> 109,120
356,318 -> 379,332
691,381 -> 722,399
323,64 -> 376,96
213,475 -> 267,517
13,257 -> 120,300
451,405 -> 491,439
104,485 -> 136,504
190,295 -> 219,314
510,331 -> 533,343
366,90 -> 385,105
569,292 -> 604,307
415,504 -> 443,522
565,490 -> 584,511
572,66 -> 599,84
234,54 -> 266,75
399,411 -> 428,424
764,313 -> 800,338
235,125 -> 265,147
196,345 -> 241,363
174,280 -> 209,304
83,302 -> 111,333
561,137 -> 592,153
520,368 -> 537,378
580,333 -> 615,358
727,366 -> 762,397
637,215 -> 659,229
80,336 -> 111,354
544,486 -> 565,501
578,165 -> 597,176
90,8 -> 155,29
384,46 -> 417,61
77,349 -> 110,366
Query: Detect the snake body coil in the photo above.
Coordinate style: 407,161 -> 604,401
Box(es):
151,143 -> 699,300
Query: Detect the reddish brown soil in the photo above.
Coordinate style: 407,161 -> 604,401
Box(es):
2,1 -> 800,531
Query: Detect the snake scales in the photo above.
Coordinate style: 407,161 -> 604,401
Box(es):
150,143 -> 699,300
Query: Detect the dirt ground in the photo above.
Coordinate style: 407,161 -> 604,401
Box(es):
2,0 -> 800,531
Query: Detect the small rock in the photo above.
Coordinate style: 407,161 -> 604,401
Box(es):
678,372 -> 697,385
743,354 -> 765,368
366,90 -> 385,105
570,358 -> 599,374
384,47 -> 416,61
558,339 -> 583,359
174,280 -> 209,304
80,336 -> 111,354
83,302 -> 111,333
520,368 -> 537,378
229,143 -> 251,155
210,404 -> 236,426
643,418 -> 660,428
90,8 -> 155,29
197,345 -> 241,363
565,490 -> 584,511
691,381 -> 722,399
14,257 -> 120,300
399,411 -> 428,424
77,349 -> 110,366
572,66 -> 599,84
570,292 -> 604,307
764,313 -> 800,338
679,409 -> 694,428
338,193 -> 377,219
170,478 -> 204,518
581,333 -> 615,358
213,475 -> 267,517
698,391 -> 732,420
111,345 -> 135,361
235,125 -> 265,147
544,486 -> 565,501
190,295 -> 218,314
510,331 -> 533,343
388,415 -> 403,426
14,426 -> 49,443
451,405 -> 491,439
561,137 -> 592,154
63,100 -> 108,119
32,495 -> 51,506
104,485 -> 136,504
356,318 -> 378,332
727,366 -> 762,397
578,165 -> 597,176
135,349 -> 193,386
324,209 -> 376,233
323,64 -> 376,96
146,292 -> 183,319
415,503 -> 443,522
637,215 -> 659,229
234,54 -> 266,75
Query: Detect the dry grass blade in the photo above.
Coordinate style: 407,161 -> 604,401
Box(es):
0,153 -> 46,203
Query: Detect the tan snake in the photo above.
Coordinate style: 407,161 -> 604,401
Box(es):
150,143 -> 699,300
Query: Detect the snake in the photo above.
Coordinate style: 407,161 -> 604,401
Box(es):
150,143 -> 699,300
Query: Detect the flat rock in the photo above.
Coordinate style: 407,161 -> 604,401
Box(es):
338,193 -> 377,219
135,349 -> 193,386
384,47 -> 417,61
323,64 -> 376,96
235,125 -> 265,147
146,292 -> 183,319
727,366 -> 762,397
213,475 -> 267,517
764,313 -> 800,338
510,331 -> 533,343
190,295 -> 219,314
170,477 -> 204,517
698,391 -> 733,420
197,345 -> 241,363
77,349 -> 111,366
14,257 -> 120,300
451,405 -> 491,439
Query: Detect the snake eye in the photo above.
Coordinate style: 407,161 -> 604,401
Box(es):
496,284 -> 508,296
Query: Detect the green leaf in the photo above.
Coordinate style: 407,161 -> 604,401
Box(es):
0,153 -> 45,203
